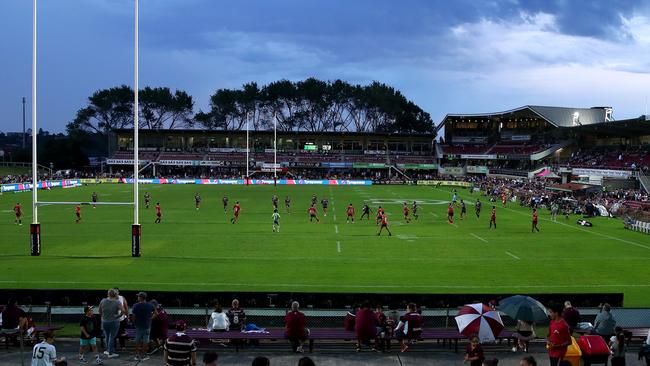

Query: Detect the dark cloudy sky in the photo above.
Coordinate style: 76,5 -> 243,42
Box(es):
1,0 -> 649,132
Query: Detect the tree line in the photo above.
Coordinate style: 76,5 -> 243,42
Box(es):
67,79 -> 433,136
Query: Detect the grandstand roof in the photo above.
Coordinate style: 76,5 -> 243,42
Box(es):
438,105 -> 611,131
570,116 -> 649,137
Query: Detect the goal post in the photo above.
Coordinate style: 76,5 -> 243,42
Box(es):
29,0 -> 140,257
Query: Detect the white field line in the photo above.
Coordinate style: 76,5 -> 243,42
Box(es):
500,206 -> 650,250
470,233 -> 488,243
505,251 -> 520,260
0,280 -> 648,289
429,212 -> 439,218
337,241 -> 341,253
334,224 -> 339,234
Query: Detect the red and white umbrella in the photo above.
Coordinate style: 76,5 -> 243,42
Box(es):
455,303 -> 504,343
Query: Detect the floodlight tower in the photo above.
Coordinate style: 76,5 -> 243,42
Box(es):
29,0 -> 40,256
131,0 -> 141,257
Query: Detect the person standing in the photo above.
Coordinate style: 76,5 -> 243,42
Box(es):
346,203 -> 355,223
284,196 -> 291,213
460,199 -> 467,220
593,303 -> 617,341
194,193 -> 202,210
412,201 -> 419,220
360,204 -> 371,220
489,206 -> 497,229
91,192 -> 98,208
114,288 -> 129,352
98,289 -> 124,359
377,212 -> 392,236
272,209 -> 281,233
610,332 -> 626,366
532,209 -> 540,232
546,302 -> 571,366
155,203 -> 162,224
2,299 -> 27,346
79,306 -> 102,364
230,201 -> 241,224
14,202 -> 23,225
164,320 -> 197,366
561,301 -> 580,335
308,205 -> 320,223
132,292 -> 156,361
355,302 -> 378,352
222,196 -> 228,213
402,203 -> 411,223
75,204 -> 82,224
285,301 -> 308,353
475,199 -> 482,219
394,303 -> 422,353
447,203 -> 455,224
144,192 -> 151,209
31,331 -> 66,366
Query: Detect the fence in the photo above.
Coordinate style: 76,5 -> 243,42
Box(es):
16,305 -> 650,331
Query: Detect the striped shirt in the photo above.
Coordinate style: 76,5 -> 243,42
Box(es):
164,332 -> 196,366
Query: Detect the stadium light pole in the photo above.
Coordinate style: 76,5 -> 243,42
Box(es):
246,112 -> 249,180
22,97 -> 26,149
273,112 -> 277,182
131,0 -> 141,257
29,0 -> 41,256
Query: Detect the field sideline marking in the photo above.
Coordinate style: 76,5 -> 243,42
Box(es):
505,251 -> 520,260
430,212 -> 439,218
0,280 -> 648,289
334,224 -> 339,234
470,233 -> 488,243
337,241 -> 341,253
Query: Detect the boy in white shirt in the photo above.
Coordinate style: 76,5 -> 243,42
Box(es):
31,331 -> 66,366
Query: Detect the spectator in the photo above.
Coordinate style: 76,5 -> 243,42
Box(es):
31,331 -> 67,366
297,357 -> 315,366
251,356 -> 270,366
1,299 -> 27,346
202,351 -> 218,366
98,288 -> 124,358
610,331 -> 626,366
207,303 -> 229,332
519,356 -> 537,366
78,306 -> 102,365
113,288 -> 129,351
513,320 -> 535,352
285,301 -> 309,353
150,300 -> 169,352
355,302 -> 378,352
394,303 -> 423,353
464,335 -> 485,366
343,305 -> 357,331
561,301 -> 580,335
164,320 -> 197,366
226,299 -> 246,331
375,305 -> 390,352
593,303 -> 616,341
546,302 -> 571,366
132,291 -> 156,361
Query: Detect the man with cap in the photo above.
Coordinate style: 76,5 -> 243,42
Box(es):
132,291 -> 156,361
164,320 -> 197,366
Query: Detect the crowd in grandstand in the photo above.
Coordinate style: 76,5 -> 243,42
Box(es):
565,146 -> 650,171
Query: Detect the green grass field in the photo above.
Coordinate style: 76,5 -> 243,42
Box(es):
2,184 -> 649,305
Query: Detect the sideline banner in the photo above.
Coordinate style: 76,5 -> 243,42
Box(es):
417,180 -> 472,187
118,178 -> 372,186
1,179 -> 80,193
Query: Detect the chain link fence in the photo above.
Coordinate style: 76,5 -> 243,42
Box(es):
15,305 -> 650,331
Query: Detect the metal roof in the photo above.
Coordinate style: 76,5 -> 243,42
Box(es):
439,105 -> 610,129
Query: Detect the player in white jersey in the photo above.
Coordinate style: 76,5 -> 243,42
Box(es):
31,332 -> 66,366
272,209 -> 281,232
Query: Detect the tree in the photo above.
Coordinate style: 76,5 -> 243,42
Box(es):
139,87 -> 194,129
67,85 -> 134,135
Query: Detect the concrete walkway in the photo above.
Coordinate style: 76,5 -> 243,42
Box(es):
0,340 -> 645,366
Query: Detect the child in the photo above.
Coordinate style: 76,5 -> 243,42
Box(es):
79,306 -> 103,364
464,336 -> 485,366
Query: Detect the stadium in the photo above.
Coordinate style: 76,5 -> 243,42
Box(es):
2,2 -> 650,366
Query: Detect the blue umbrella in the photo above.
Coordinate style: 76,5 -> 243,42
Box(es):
498,295 -> 548,322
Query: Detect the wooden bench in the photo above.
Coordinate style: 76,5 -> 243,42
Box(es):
126,328 -> 516,353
